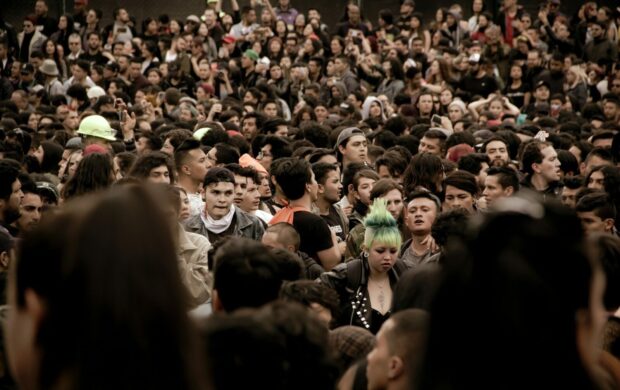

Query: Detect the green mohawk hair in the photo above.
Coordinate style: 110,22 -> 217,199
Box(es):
363,198 -> 402,250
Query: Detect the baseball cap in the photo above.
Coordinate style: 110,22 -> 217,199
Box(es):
534,80 -> 550,90
335,127 -> 365,150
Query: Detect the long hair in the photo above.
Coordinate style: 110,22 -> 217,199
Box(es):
403,153 -> 444,196
14,185 -> 207,390
61,152 -> 114,200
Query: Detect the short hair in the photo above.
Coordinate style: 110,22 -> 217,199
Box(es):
585,147 -> 614,165
563,175 -> 584,190
265,223 -> 301,252
443,171 -> 478,196
576,191 -> 616,221
213,238 -> 283,312
557,149 -> 579,176
279,280 -> 340,318
0,161 -> 20,201
406,190 -> 441,210
375,151 -> 408,178
384,309 -> 429,362
204,167 -> 235,187
262,118 -> 288,135
521,141 -> 550,176
363,199 -> 402,249
128,151 -> 176,182
341,162 -> 367,196
225,163 -> 260,184
138,132 -> 163,151
482,136 -> 508,154
252,135 -> 292,160
312,162 -> 339,186
431,209 -> 470,247
370,179 -> 403,201
458,153 -> 490,175
274,158 -> 312,201
422,129 -> 448,152
174,139 -> 201,171
486,166 -> 520,192
352,169 -> 380,191
213,142 -> 240,165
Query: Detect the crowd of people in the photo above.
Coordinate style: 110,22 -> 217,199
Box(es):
0,0 -> 620,388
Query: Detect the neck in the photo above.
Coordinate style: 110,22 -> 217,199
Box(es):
316,196 -> 332,214
411,233 -> 430,252
178,175 -> 200,193
530,174 -> 550,192
289,195 -> 311,209
88,22 -> 96,28
368,267 -> 389,281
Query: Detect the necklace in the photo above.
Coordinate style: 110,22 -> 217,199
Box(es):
370,277 -> 389,311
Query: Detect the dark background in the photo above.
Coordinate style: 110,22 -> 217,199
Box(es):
2,0 -> 618,35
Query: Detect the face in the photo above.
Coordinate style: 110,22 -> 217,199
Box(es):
483,175 -> 513,206
233,174 -> 248,205
561,187 -> 579,208
2,180 -> 23,224
382,189 -> 404,221
534,146 -> 561,183
240,177 -> 261,212
183,148 -> 209,182
339,135 -> 367,164
587,171 -> 605,190
264,103 -> 278,118
314,106 -> 328,122
418,136 -> 442,156
369,101 -> 382,118
33,145 -> 45,164
258,173 -> 272,197
129,62 -> 142,79
147,71 -> 161,85
489,100 -> 504,118
178,190 -> 190,221
418,94 -> 433,115
17,193 -> 42,232
270,65 -> 282,79
204,182 -> 234,220
355,177 -> 375,206
257,144 -> 273,171
148,165 -> 171,184
320,170 -> 342,203
444,185 -> 475,213
578,211 -> 613,236
366,319 -> 395,390
242,117 -> 258,140
448,106 -> 463,122
23,21 -> 35,34
485,140 -> 509,166
535,85 -> 550,101
367,241 -> 399,274
405,197 -> 437,235
88,34 -> 100,50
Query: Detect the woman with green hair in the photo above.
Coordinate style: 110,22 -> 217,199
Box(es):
319,198 -> 410,334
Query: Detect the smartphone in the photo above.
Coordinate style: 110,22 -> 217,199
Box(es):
431,114 -> 442,126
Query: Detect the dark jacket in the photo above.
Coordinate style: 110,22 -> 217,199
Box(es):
184,207 -> 265,242
319,255 -> 409,333
298,251 -> 325,280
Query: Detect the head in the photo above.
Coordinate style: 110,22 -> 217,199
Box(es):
174,139 -> 208,184
405,191 -> 440,237
352,169 -> 380,207
262,223 -> 301,253
312,163 -> 342,205
203,167 -> 236,220
576,192 -> 616,236
482,166 -> 519,206
370,179 -> 405,221
418,130 -> 447,156
442,171 -> 478,214
15,184 -> 43,234
483,138 -> 510,167
128,151 -> 175,184
521,141 -> 561,184
363,199 -> 403,274
337,128 -> 368,167
0,162 -> 24,225
273,158 -> 317,202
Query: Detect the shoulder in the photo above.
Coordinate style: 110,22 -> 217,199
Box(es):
186,231 -> 211,249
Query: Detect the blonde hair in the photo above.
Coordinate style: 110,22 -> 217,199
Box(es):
568,65 -> 587,88
363,198 -> 402,250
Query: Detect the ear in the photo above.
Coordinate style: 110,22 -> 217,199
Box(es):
579,162 -> 587,176
24,288 -> 45,326
211,289 -> 224,313
387,356 -> 404,380
504,186 -> 515,197
317,183 -> 325,195
0,252 -> 9,270
604,218 -> 615,233
531,162 -> 542,174
338,144 -> 346,155
181,164 -> 191,176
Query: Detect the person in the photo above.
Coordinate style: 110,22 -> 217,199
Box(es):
76,114 -> 117,148
270,158 -> 341,270
210,237 -> 282,313
12,181 -> 42,235
174,139 -> 208,218
128,151 -> 175,184
520,140 -> 561,198
366,309 -> 429,390
418,129 -> 447,157
320,199 -> 410,334
399,191 -> 441,269
442,171 -> 478,214
336,127 -> 368,171
7,185 -> 207,390
417,195 -> 608,389
0,162 -> 24,235
279,280 -> 339,328
348,169 -> 380,231
312,162 -> 349,247
482,166 -> 520,208
61,152 -> 115,201
261,222 -> 324,279
576,192 -> 617,236
482,137 -> 511,167
184,167 -> 264,244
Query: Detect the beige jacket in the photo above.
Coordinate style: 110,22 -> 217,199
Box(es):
177,225 -> 212,307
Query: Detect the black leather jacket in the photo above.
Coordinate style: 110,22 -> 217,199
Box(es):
318,255 -> 410,333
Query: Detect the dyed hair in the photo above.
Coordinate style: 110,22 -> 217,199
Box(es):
363,198 -> 402,250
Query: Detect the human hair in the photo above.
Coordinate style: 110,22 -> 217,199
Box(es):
384,309 -> 429,367
520,140 -> 550,176
128,151 -> 176,183
486,166 -> 520,192
589,233 -> 620,310
15,185 -> 207,389
62,153 -> 114,200
352,169 -> 380,192
419,198 -> 598,389
213,142 -> 240,165
431,209 -> 470,247
269,249 -> 304,281
363,198 -> 402,249
252,134 -> 292,160
212,238 -> 283,312
341,162 -> 366,196
457,153 -> 490,176
403,153 -> 444,195
265,222 -> 301,252
584,147 -> 614,166
443,171 -> 478,196
576,191 -> 616,221
406,190 -> 442,210
261,118 -> 288,134
375,150 -> 408,179
585,165 -> 620,204
273,158 -> 312,201
564,175 -> 583,190
0,160 -> 20,201
174,139 -> 202,172
203,167 -> 235,188
301,123 -> 330,149
280,280 -> 340,320
423,129 -> 447,152
370,179 -> 403,201
311,162 -> 338,186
